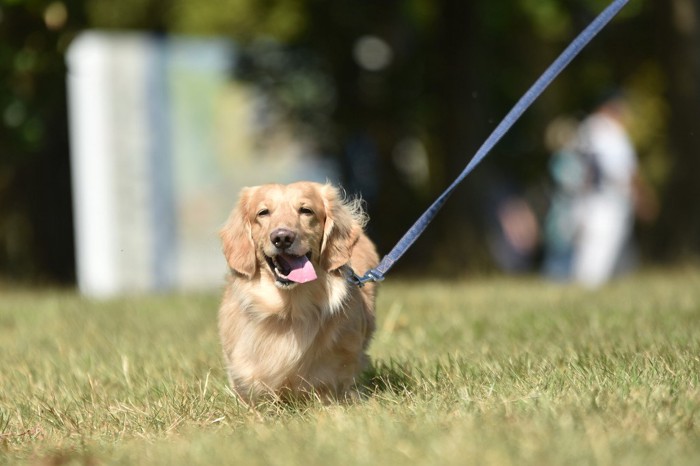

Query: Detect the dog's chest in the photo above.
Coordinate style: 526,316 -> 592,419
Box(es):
235,311 -> 341,383
229,277 -> 353,385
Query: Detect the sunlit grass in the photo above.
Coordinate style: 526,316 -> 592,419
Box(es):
1,268 -> 699,465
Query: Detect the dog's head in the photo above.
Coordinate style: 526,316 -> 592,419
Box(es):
220,182 -> 367,289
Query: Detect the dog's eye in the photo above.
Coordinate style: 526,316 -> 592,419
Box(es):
257,209 -> 270,217
299,207 -> 314,216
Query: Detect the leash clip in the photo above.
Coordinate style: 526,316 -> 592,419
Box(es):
343,266 -> 384,287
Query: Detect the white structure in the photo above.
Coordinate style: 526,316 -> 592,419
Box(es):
66,32 -> 336,297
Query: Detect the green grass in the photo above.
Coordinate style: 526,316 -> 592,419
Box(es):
1,268 -> 699,465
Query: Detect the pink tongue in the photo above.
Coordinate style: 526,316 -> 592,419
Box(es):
278,254 -> 317,283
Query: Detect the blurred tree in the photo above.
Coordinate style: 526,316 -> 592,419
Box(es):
85,0 -> 169,30
1,0 -> 699,283
652,0 -> 700,259
169,0 -> 306,41
0,0 -> 85,282
297,0 -> 435,257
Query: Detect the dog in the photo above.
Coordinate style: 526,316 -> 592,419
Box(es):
218,181 -> 379,402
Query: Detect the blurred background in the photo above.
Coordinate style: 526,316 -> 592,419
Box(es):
0,0 -> 698,295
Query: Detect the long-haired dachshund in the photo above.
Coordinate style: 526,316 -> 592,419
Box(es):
218,182 -> 379,402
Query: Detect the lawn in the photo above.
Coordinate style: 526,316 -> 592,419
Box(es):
1,268 -> 699,465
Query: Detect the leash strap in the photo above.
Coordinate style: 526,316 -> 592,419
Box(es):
350,0 -> 629,286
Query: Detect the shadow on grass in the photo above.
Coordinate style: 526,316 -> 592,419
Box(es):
215,360 -> 421,413
360,359 -> 416,396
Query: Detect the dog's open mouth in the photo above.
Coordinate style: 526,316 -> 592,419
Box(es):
265,252 -> 317,286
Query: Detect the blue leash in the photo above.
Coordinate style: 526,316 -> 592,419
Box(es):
348,0 -> 630,286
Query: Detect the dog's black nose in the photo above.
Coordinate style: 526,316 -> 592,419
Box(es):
270,228 -> 296,250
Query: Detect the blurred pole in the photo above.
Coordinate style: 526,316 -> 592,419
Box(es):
67,33 -> 120,296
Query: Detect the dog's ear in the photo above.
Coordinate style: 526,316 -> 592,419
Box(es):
220,187 -> 257,278
320,184 -> 366,272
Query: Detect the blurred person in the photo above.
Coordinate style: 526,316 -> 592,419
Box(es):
569,94 -> 656,288
542,116 -> 587,280
493,196 -> 540,272
484,173 -> 540,274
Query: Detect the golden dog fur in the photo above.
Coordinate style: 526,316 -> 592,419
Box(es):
218,182 -> 379,402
